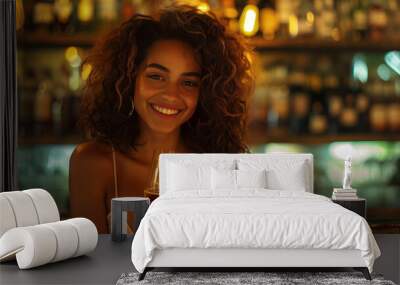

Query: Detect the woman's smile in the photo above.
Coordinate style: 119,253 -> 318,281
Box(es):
149,103 -> 183,118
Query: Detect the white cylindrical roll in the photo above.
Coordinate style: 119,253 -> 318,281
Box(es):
65,218 -> 98,257
18,226 -> 57,269
1,192 -> 39,227
0,227 -> 23,262
0,195 -> 17,238
42,221 -> 79,263
23,189 -> 60,224
0,226 -> 57,269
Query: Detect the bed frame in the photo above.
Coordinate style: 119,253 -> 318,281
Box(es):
137,154 -> 372,281
138,248 -> 371,280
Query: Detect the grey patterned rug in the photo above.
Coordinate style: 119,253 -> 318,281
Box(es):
116,271 -> 396,285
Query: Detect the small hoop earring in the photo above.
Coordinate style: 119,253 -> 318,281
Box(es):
128,99 -> 135,117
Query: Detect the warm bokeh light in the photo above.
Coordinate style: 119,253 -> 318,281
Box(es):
289,15 -> 298,37
197,2 -> 210,13
69,69 -> 80,91
224,6 -> 238,18
81,63 -> 92,81
65,47 -> 79,63
78,0 -> 94,22
260,7 -> 277,39
239,4 -> 259,37
306,11 -> 314,23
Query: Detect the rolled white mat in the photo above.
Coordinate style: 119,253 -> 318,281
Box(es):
0,218 -> 98,269
0,226 -> 57,269
23,189 -> 60,224
0,196 -> 17,237
0,191 -> 39,227
65,218 -> 98,257
42,221 -> 79,262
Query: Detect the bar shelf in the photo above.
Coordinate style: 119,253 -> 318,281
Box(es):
18,32 -> 400,52
246,129 -> 400,145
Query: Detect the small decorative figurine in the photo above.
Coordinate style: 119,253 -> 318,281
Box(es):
342,155 -> 352,190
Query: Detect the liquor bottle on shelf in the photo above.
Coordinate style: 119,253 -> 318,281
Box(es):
387,100 -> 400,133
297,0 -> 315,38
96,0 -> 118,31
314,0 -> 338,39
309,101 -> 328,135
327,91 -> 343,134
34,79 -> 53,136
61,91 -> 81,135
382,78 -> 397,98
352,0 -> 368,41
288,57 -> 309,134
317,56 -> 334,94
53,0 -> 75,33
366,78 -> 382,98
276,0 -> 292,39
267,85 -> 290,136
339,93 -> 359,133
52,80 -> 68,136
260,0 -> 278,40
19,67 -> 37,137
386,0 -> 400,40
355,91 -> 370,132
337,0 -> 353,40
289,85 -> 310,134
307,68 -> 322,95
369,103 -> 387,133
368,0 -> 388,40
77,0 -> 95,32
324,70 -> 340,91
32,0 -> 56,33
221,0 -> 239,33
248,86 -> 269,129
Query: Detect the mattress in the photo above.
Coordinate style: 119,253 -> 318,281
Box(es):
131,190 -> 380,273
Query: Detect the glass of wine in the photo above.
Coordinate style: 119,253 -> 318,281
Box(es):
144,147 -> 174,202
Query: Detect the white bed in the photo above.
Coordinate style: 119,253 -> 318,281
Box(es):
131,153 -> 380,280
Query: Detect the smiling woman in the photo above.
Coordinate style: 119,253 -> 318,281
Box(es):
68,5 -> 254,233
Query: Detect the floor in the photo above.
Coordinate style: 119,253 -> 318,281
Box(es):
0,234 -> 398,284
373,234 -> 400,284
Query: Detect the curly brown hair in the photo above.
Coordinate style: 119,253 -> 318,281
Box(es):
80,5 -> 254,154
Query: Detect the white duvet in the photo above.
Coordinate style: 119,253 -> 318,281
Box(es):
131,190 -> 380,273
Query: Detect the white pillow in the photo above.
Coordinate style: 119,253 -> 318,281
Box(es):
266,166 -> 307,191
236,169 -> 267,188
167,162 -> 211,191
211,168 -> 236,190
238,158 -> 309,191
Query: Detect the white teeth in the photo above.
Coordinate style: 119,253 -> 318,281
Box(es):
152,104 -> 179,115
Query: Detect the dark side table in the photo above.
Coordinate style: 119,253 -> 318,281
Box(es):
111,197 -> 150,242
332,198 -> 366,218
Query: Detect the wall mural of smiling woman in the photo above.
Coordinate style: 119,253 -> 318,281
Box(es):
68,5 -> 254,233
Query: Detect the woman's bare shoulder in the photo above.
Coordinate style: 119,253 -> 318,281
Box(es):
70,141 -> 113,171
